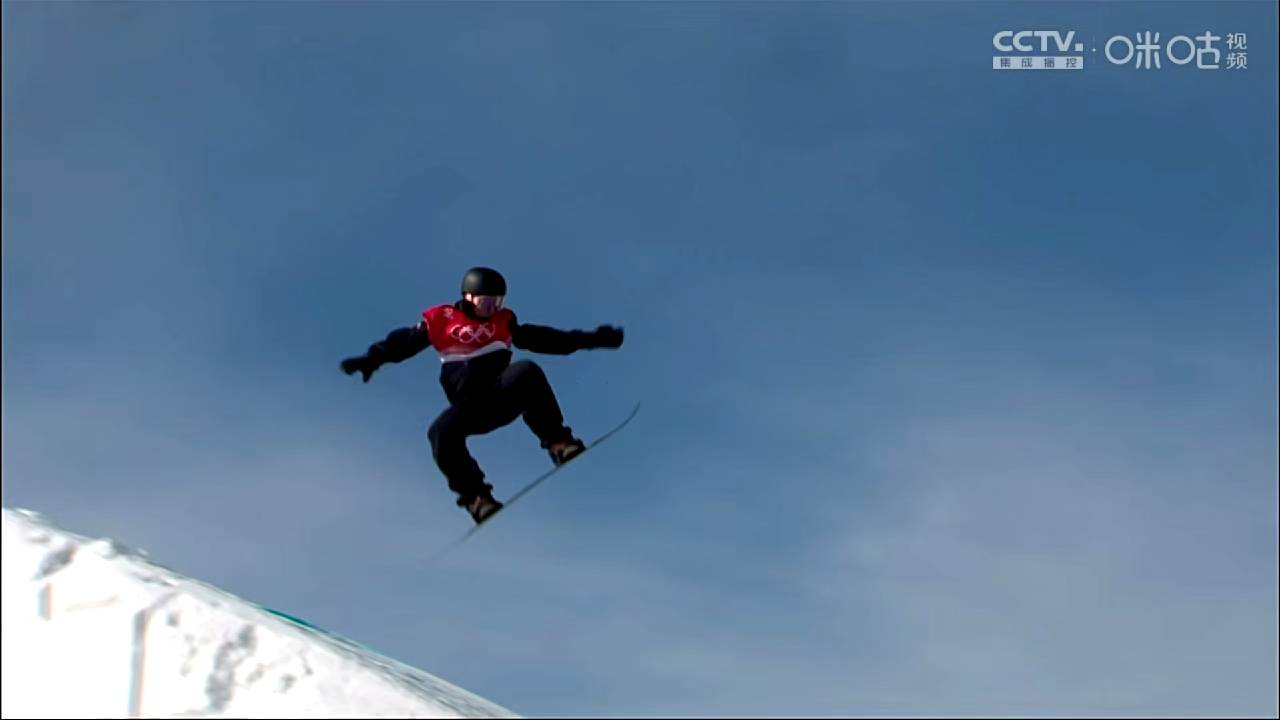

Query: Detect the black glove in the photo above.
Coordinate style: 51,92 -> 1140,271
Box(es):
589,325 -> 624,349
340,355 -> 379,383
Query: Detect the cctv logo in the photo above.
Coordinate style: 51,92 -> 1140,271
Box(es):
993,30 -> 1085,53
992,30 -> 1086,70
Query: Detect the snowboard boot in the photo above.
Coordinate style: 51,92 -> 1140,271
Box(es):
465,493 -> 504,525
547,437 -> 586,466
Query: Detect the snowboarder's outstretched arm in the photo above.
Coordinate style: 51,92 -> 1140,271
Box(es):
340,321 -> 432,382
510,315 -> 624,355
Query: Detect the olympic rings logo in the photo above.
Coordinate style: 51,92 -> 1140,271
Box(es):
448,323 -> 496,344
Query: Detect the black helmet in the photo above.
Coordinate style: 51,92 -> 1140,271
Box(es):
460,266 -> 507,296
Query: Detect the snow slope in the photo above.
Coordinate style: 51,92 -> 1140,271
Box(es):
1,507 -> 518,718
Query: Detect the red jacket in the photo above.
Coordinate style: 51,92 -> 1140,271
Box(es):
362,301 -> 601,402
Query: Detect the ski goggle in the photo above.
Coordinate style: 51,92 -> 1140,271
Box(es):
469,294 -> 505,313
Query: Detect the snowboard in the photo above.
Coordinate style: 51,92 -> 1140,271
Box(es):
429,402 -> 641,560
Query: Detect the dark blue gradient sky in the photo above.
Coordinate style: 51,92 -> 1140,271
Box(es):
3,2 -> 1276,715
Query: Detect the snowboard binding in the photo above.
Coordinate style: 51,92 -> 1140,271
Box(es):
547,438 -> 586,466
465,493 -> 504,525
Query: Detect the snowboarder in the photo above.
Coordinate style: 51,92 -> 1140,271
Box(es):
339,267 -> 625,524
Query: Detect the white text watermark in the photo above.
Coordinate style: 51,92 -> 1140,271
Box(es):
992,29 -> 1249,71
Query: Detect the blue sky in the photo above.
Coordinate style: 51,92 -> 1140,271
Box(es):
3,1 -> 1276,716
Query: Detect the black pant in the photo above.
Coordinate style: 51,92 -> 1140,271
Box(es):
427,360 -> 573,504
